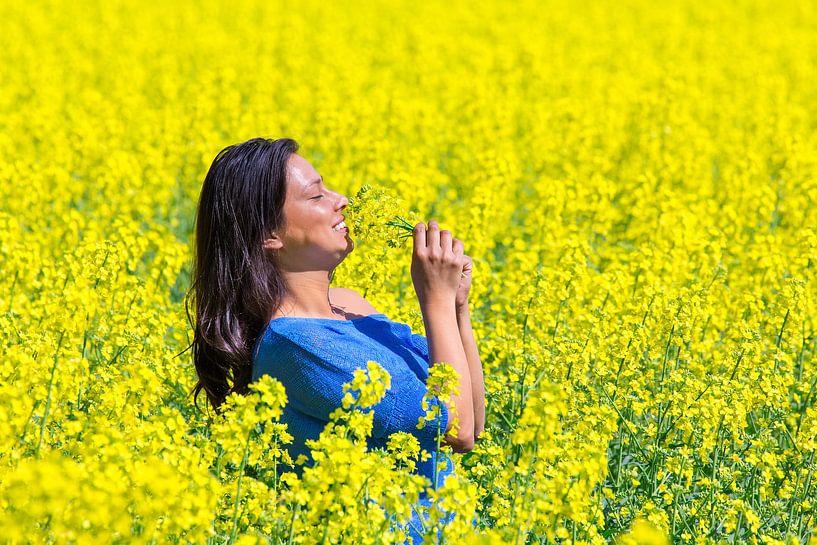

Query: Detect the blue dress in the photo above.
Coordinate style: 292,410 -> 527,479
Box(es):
251,312 -> 464,543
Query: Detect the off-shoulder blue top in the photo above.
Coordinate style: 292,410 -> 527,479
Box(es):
250,312 -> 460,542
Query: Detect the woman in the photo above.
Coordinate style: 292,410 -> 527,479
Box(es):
188,137 -> 485,541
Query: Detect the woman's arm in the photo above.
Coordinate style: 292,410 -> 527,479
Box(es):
411,220 -> 475,453
456,304 -> 485,441
422,300 -> 475,453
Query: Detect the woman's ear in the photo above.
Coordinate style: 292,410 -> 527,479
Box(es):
263,233 -> 283,251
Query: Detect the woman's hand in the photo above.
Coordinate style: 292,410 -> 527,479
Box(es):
411,220 -> 466,311
455,254 -> 473,312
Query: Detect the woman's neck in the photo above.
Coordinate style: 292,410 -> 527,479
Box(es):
275,270 -> 339,318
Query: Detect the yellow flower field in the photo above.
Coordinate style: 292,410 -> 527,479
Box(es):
1,0 -> 816,543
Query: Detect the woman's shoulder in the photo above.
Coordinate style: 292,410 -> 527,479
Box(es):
328,287 -> 380,318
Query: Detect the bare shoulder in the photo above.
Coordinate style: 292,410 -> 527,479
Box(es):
329,287 -> 381,317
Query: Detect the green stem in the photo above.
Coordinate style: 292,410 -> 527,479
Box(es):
17,399 -> 42,445
286,503 -> 300,545
433,398 -> 443,492
320,515 -> 330,545
773,308 -> 789,374
228,432 -> 252,543
37,330 -> 65,456
659,323 -> 675,386
708,418 -> 725,534
733,510 -> 743,544
273,436 -> 279,492
7,270 -> 18,314
784,471 -> 801,539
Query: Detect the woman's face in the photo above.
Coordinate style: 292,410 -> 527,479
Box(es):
269,153 -> 353,271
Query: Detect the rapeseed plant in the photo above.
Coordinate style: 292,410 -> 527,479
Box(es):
2,0 -> 817,543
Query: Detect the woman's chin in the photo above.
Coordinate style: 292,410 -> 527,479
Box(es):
333,240 -> 354,264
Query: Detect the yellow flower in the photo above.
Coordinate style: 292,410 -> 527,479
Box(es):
617,518 -> 670,545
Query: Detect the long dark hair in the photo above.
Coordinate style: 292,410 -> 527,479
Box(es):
184,137 -> 298,414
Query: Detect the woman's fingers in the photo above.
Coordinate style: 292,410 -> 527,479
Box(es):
440,229 -> 453,254
427,220 -> 440,253
413,222 -> 427,255
417,220 -> 463,260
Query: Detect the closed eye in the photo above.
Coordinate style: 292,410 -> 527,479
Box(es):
311,195 -> 323,200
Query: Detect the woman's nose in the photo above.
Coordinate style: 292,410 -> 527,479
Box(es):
337,193 -> 349,210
